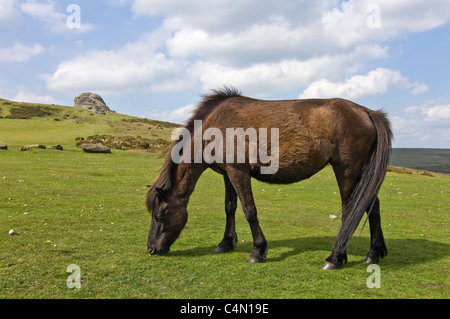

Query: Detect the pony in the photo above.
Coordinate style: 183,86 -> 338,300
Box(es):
146,87 -> 392,270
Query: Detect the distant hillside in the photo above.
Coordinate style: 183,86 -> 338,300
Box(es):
0,98 -> 180,151
391,148 -> 450,174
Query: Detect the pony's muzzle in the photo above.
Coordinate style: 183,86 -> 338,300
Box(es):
147,245 -> 170,255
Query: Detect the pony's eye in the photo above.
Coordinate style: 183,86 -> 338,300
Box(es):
155,212 -> 166,222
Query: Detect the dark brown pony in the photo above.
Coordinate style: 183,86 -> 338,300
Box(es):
146,87 -> 392,270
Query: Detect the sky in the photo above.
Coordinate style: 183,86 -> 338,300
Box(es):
1,0 -> 450,148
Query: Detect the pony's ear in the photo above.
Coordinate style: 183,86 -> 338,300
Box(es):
155,187 -> 166,202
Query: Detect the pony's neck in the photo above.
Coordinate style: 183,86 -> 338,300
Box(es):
171,162 -> 206,206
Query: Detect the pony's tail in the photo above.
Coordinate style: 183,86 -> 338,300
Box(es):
334,110 -> 392,255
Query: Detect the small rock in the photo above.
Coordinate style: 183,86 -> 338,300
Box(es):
21,144 -> 46,151
49,144 -> 63,151
8,229 -> 16,235
329,214 -> 338,220
80,143 -> 111,153
0,142 -> 7,150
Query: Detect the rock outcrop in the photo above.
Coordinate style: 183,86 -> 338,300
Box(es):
74,93 -> 114,114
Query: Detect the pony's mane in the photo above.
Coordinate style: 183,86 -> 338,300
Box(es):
147,86 -> 241,211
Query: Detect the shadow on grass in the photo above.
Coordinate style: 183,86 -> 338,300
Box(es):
168,236 -> 450,269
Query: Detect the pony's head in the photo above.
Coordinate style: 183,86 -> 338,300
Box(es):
146,186 -> 187,255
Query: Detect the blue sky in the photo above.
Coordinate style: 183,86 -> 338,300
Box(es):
1,0 -> 450,148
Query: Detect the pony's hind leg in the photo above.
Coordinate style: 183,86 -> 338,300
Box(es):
364,197 -> 388,264
322,164 -> 362,270
215,176 -> 238,253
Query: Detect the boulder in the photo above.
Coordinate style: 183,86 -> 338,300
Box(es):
49,144 -> 64,151
74,92 -> 114,114
0,142 -> 7,150
21,144 -> 46,151
80,143 -> 111,153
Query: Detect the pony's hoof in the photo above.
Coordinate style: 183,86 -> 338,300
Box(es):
362,256 -> 376,264
247,257 -> 263,264
215,246 -> 230,253
321,262 -> 338,270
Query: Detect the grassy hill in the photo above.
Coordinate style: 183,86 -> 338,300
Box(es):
0,98 -> 179,151
1,98 -> 449,299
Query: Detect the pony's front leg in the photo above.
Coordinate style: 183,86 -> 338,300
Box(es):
215,176 -> 238,253
226,166 -> 268,264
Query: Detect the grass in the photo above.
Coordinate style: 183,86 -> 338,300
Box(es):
1,149 -> 449,299
0,99 -> 449,299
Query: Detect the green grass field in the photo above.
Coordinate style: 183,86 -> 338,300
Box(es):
1,100 -> 449,299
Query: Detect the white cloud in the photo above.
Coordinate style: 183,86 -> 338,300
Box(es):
298,68 -> 428,99
321,0 -> 450,48
0,42 -> 44,62
149,103 -> 196,124
0,0 -> 21,27
45,34 -> 191,93
45,0 -> 447,107
133,0 -> 450,65
392,103 -> 450,147
189,45 -> 388,96
406,104 -> 450,122
11,85 -> 63,104
423,105 -> 450,121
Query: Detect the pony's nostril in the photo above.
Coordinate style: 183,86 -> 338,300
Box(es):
148,246 -> 155,255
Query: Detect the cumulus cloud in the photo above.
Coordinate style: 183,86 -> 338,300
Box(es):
11,85 -> 62,104
133,0 -> 450,63
0,42 -> 44,62
392,103 -> 450,147
45,0 -> 449,99
0,0 -> 21,27
149,103 -> 196,124
191,45 -> 388,96
298,68 -> 428,99
321,0 -> 450,47
45,32 -> 191,93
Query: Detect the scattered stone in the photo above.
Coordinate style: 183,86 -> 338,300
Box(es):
49,144 -> 63,151
80,143 -> 111,153
74,92 -> 114,114
21,144 -> 46,151
8,229 -> 16,235
0,142 -> 7,150
329,214 -> 338,220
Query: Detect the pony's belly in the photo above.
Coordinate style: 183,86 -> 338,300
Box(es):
251,161 -> 328,184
